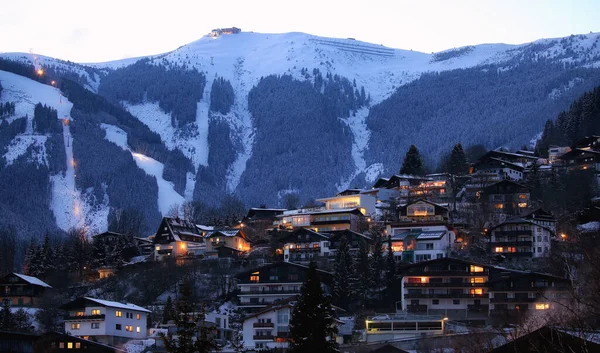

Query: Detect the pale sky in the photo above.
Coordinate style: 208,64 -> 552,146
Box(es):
1,0 -> 599,63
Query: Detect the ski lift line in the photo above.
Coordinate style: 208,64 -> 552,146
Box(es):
310,38 -> 396,56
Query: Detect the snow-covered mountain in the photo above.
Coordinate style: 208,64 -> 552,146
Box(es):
2,31 -> 600,236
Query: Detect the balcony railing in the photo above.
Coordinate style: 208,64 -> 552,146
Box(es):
253,335 -> 274,341
489,241 -> 533,246
253,322 -> 275,328
493,230 -> 532,237
467,304 -> 489,312
406,305 -> 428,313
405,282 -> 486,288
404,293 -> 487,299
241,288 -> 300,295
490,297 -> 537,303
64,314 -> 105,321
289,247 -> 321,253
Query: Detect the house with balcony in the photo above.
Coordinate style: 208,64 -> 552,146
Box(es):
235,262 -> 333,311
204,229 -> 251,257
385,200 -> 456,262
242,207 -> 287,241
487,271 -> 572,320
489,214 -> 555,260
241,297 -> 294,351
316,189 -> 377,217
365,313 -> 445,343
153,217 -> 207,260
483,180 -> 531,225
0,273 -> 51,307
281,228 -> 330,263
62,297 -> 150,347
397,258 -> 494,320
275,207 -> 367,233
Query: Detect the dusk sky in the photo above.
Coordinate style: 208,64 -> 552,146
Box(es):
1,0 -> 599,63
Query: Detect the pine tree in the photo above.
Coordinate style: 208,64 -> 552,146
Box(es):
163,296 -> 175,324
385,236 -> 398,309
447,143 -> 469,175
354,237 -> 372,305
22,238 -> 37,275
332,236 -> 355,310
527,160 -> 542,201
160,279 -> 219,353
289,262 -> 339,353
370,230 -> 385,299
399,145 -> 426,175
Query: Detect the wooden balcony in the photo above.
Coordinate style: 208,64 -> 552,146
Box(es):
405,282 -> 486,288
404,293 -> 487,299
490,297 -> 537,303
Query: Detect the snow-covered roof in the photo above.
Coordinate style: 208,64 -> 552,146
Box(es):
577,221 -> 600,232
13,273 -> 52,288
417,231 -> 446,240
84,297 -> 151,313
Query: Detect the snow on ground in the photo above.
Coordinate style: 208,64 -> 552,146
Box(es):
3,135 -> 47,166
100,123 -> 185,215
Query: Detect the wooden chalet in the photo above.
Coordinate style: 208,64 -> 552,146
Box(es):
153,217 -> 206,260
0,273 -> 51,307
205,229 -> 251,256
488,326 -> 600,353
325,229 -> 372,256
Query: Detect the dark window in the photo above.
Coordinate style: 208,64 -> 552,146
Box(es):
432,300 -> 439,305
453,300 -> 460,305
116,324 -> 122,330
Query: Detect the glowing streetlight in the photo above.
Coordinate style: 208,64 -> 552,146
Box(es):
36,69 -> 44,76
560,233 -> 567,240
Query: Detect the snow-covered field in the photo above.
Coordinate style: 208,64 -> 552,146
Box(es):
101,123 -> 185,215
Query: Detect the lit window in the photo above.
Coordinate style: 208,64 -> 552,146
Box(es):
137,313 -> 141,320
519,194 -> 527,199
470,278 -> 485,284
495,247 -> 504,253
535,303 -> 550,310
67,342 -> 73,349
313,244 -> 319,249
470,288 -> 483,295
75,343 -> 81,349
507,247 -> 516,253
250,271 -> 260,282
75,311 -> 85,316
91,309 -> 100,315
116,311 -> 122,317
59,342 -> 65,348
136,326 -> 141,333
155,246 -> 160,251
71,323 -> 80,330
494,203 -> 504,209
518,202 -> 527,208
420,277 -> 428,283
470,265 -> 484,273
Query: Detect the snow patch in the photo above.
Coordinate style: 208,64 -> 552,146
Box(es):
3,135 -> 47,166
100,123 -> 128,150
548,77 -> 584,100
365,163 -> 385,183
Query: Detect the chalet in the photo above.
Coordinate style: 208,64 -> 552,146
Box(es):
62,297 -> 150,347
487,271 -> 572,319
241,297 -> 295,351
209,27 -> 241,36
235,262 -> 333,311
548,145 -> 571,164
0,273 -> 51,307
204,229 -> 251,257
489,214 -> 555,260
153,217 -> 206,260
386,200 -> 456,262
372,174 -> 449,204
281,228 -> 330,263
133,237 -> 154,256
242,207 -> 286,240
483,180 -> 531,224
398,258 -> 494,319
316,189 -> 378,217
325,229 -> 372,257
0,331 -> 125,353
365,313 -> 445,343
558,143 -> 600,177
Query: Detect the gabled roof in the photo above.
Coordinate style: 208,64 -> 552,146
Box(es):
558,148 -> 600,161
483,179 -> 530,194
324,229 -> 372,242
93,231 -> 126,238
397,257 -> 493,272
235,261 -> 333,280
12,273 -> 52,288
245,208 -> 287,220
205,229 -> 242,238
489,326 -> 600,353
61,297 -> 151,313
489,217 -> 555,233
242,296 -> 297,321
416,231 -> 446,240
486,271 -> 570,285
158,217 -> 203,242
520,208 -> 555,221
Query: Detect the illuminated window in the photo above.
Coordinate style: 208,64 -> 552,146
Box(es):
495,247 -> 504,253
470,288 -> 483,295
507,247 -> 516,253
494,203 -> 504,209
137,313 -> 141,320
313,244 -> 319,249
470,265 -> 484,273
137,326 -> 141,333
421,277 -> 428,283
518,194 -> 528,199
91,309 -> 100,315
116,311 -> 122,317
71,323 -> 80,330
75,311 -> 85,316
535,303 -> 550,310
518,202 -> 527,208
126,325 -> 133,332
470,278 -> 485,284
75,343 -> 81,349
155,246 -> 160,251
250,272 -> 259,282
67,342 -> 73,349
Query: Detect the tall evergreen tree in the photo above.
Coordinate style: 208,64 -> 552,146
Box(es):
370,230 -> 385,299
289,262 -> 339,353
354,237 -> 372,305
163,296 -> 175,324
160,278 -> 220,353
399,144 -> 426,175
527,160 -> 543,201
332,236 -> 355,310
447,143 -> 469,175
385,236 -> 398,309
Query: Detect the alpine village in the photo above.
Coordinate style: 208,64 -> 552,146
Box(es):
2,31 -> 600,353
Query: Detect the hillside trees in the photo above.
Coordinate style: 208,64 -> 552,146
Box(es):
33,104 -> 60,134
210,77 -> 235,114
332,236 -> 356,310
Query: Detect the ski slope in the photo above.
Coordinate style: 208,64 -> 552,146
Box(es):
101,123 -> 185,215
